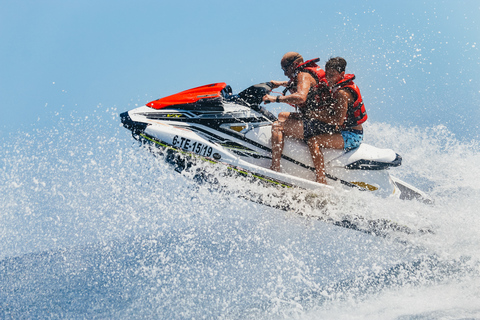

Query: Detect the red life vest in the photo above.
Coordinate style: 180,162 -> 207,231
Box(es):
286,58 -> 333,111
295,58 -> 326,84
332,74 -> 368,128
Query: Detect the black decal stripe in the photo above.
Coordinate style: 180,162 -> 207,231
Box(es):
146,114 -> 267,128
227,149 -> 271,160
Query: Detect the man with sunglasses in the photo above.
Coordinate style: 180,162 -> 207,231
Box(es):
262,52 -> 337,181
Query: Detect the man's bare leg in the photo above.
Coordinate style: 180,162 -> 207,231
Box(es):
271,112 -> 305,172
270,112 -> 291,172
307,138 -> 327,184
271,120 -> 284,171
308,133 -> 345,184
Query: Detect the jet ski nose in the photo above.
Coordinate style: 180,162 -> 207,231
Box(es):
120,111 -> 132,127
120,111 -> 147,134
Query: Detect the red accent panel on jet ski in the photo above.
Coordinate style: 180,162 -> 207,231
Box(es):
146,83 -> 227,109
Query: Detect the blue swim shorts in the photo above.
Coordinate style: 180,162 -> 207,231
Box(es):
341,129 -> 363,151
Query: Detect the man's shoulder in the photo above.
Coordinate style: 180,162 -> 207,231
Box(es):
297,71 -> 317,84
336,87 -> 355,101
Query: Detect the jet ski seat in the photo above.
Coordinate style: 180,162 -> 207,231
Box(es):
327,144 -> 402,170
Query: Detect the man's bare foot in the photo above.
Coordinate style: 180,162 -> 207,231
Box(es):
270,164 -> 281,172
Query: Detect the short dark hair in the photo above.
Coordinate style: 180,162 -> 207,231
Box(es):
325,57 -> 347,73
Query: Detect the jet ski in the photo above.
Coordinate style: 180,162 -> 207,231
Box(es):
120,82 -> 432,203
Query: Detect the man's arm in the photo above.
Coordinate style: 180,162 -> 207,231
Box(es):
269,80 -> 289,89
263,73 -> 315,104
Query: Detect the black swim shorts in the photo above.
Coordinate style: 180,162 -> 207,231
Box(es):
303,119 -> 337,141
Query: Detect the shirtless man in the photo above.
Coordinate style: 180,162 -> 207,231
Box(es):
262,52 -> 336,179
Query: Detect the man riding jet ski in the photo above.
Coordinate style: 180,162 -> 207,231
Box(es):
120,61 -> 432,203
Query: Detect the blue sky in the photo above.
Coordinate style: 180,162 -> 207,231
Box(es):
1,0 -> 479,140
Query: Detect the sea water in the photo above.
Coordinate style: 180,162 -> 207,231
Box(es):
1,109 -> 479,319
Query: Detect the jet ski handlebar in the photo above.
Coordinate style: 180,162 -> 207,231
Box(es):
228,82 -> 276,121
236,82 -> 274,106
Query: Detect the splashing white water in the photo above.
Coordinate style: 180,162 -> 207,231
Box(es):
0,110 -> 479,319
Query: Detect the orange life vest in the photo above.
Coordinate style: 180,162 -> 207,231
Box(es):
332,74 -> 368,128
